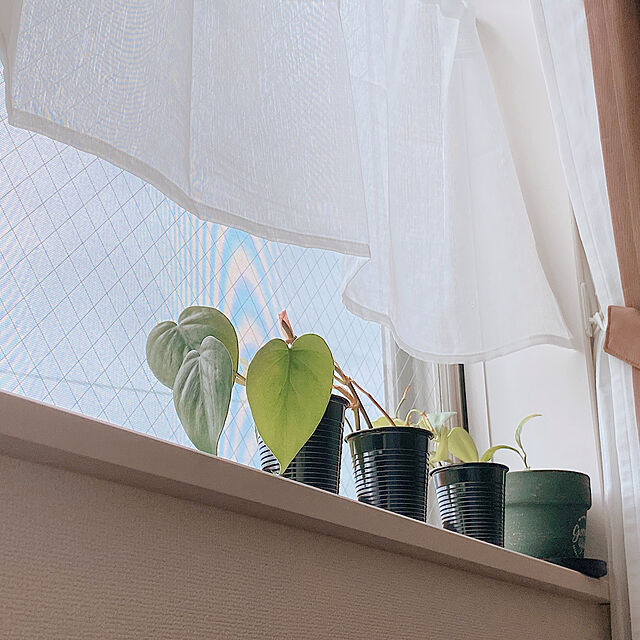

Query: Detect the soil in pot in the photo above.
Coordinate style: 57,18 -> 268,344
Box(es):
505,470 -> 591,559
431,462 -> 508,546
258,394 -> 348,494
346,426 -> 432,521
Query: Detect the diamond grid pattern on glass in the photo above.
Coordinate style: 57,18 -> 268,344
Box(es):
0,64 -> 443,498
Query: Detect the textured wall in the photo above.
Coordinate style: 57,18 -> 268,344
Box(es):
0,454 -> 610,640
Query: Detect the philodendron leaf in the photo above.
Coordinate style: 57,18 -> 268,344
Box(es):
146,306 -> 238,388
480,444 -> 522,463
172,336 -> 233,454
246,334 -> 334,472
447,427 -> 479,463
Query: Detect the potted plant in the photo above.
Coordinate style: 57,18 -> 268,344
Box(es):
342,386 -> 435,521
248,311 -> 348,494
146,306 -> 350,494
429,425 -> 515,546
145,305 -> 240,454
503,415 -> 596,572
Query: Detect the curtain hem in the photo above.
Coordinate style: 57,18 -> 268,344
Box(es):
342,289 -> 576,364
3,101 -> 371,260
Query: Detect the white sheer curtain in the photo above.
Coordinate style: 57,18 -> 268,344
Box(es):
531,1 -> 640,637
0,0 -> 572,363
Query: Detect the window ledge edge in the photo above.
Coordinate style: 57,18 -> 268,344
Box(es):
0,390 -> 609,605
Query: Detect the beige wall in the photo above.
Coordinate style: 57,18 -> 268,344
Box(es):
1,453 -> 610,640
468,0 -> 607,561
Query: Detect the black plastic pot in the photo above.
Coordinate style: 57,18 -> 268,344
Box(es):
431,462 -> 508,546
346,427 -> 432,521
258,394 -> 348,493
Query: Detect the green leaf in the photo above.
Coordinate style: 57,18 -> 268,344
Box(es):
426,412 -> 457,431
480,444 -> 522,463
371,416 -> 405,428
172,336 -> 234,454
246,334 -> 334,472
429,427 -> 450,464
447,427 -> 479,463
515,413 -> 542,451
146,306 -> 238,388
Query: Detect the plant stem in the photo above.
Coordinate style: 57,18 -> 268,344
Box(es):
344,414 -> 355,434
348,382 -> 374,430
420,412 -> 434,431
353,403 -> 361,431
334,359 -> 393,429
333,362 -> 350,385
351,379 -> 396,426
394,384 -> 410,419
333,383 -> 356,406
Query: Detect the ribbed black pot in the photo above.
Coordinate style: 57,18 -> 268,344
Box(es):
258,394 -> 348,494
431,462 -> 508,546
346,427 -> 432,521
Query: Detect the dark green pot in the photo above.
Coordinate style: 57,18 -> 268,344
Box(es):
505,470 -> 591,559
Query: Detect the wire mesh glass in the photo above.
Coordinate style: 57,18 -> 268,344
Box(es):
0,63 -> 448,499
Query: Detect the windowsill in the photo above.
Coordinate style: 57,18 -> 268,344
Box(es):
0,390 -> 609,605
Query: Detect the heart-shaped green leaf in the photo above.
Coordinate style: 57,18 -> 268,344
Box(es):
447,427 -> 479,463
172,335 -> 234,454
246,334 -> 334,472
146,306 -> 238,388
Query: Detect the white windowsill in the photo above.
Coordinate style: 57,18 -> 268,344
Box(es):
0,390 -> 609,605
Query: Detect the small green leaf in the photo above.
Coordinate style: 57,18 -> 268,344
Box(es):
480,444 -> 522,463
146,306 -> 238,388
429,426 -> 450,464
514,413 -> 542,468
447,427 -> 479,463
515,413 -> 542,451
371,416 -> 404,428
172,336 -> 234,454
426,412 -> 457,431
246,334 -> 334,472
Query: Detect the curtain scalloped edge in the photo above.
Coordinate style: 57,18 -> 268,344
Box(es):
2,101 -> 371,259
342,290 -> 577,364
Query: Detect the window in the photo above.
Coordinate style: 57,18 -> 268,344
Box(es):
0,63 -> 458,497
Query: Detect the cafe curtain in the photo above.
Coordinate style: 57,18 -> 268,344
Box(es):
0,0 -> 572,363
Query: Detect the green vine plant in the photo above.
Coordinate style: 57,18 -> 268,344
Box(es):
429,413 -> 542,468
